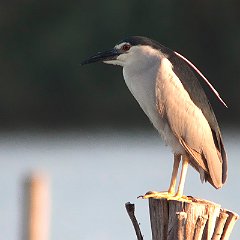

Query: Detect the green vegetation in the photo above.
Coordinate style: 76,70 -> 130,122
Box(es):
0,1 -> 239,128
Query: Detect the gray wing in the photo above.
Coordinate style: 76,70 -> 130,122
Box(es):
157,52 -> 227,188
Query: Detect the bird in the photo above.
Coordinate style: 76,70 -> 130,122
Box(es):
81,36 -> 227,200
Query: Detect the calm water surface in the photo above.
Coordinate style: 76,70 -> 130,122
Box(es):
0,129 -> 239,240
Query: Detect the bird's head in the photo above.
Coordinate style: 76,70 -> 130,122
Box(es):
81,36 -> 169,68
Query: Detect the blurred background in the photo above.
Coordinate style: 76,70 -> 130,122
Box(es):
0,0 -> 239,239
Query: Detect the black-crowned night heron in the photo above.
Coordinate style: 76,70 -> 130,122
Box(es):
81,36 -> 227,200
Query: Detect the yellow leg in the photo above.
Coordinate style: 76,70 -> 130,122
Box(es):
172,155 -> 189,199
168,154 -> 181,194
141,154 -> 181,199
141,154 -> 191,202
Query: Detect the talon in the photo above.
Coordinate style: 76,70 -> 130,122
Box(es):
140,190 -> 175,199
145,191 -> 157,195
167,194 -> 192,203
137,191 -> 159,199
139,190 -> 193,202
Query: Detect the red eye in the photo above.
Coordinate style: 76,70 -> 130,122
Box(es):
121,44 -> 131,51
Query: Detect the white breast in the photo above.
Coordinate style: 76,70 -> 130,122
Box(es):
123,58 -> 185,154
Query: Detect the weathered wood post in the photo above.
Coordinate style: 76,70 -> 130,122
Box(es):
27,174 -> 51,240
126,197 -> 238,240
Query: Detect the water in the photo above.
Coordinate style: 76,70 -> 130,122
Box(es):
0,129 -> 239,240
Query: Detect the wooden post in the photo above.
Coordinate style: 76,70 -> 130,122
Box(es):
149,198 -> 238,240
125,197 -> 238,240
28,174 -> 50,240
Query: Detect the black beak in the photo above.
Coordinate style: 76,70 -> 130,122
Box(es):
81,48 -> 120,65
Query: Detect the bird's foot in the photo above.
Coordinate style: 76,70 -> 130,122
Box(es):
166,194 -> 192,203
138,191 -> 174,199
139,191 -> 192,202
